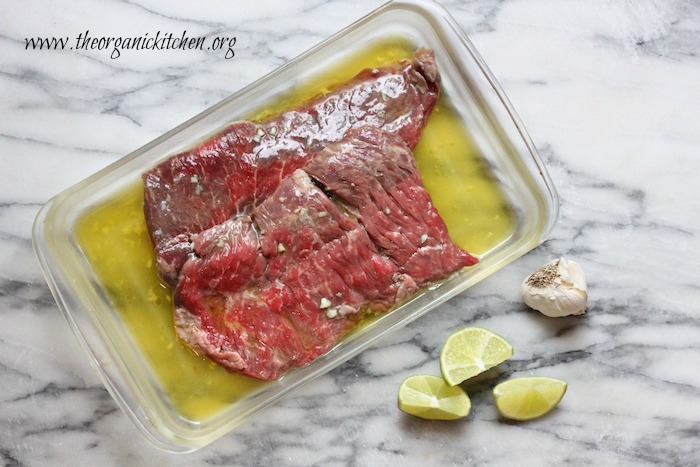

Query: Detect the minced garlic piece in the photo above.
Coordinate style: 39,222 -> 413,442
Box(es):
326,308 -> 338,319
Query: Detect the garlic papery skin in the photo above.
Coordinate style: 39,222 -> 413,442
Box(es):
521,258 -> 588,317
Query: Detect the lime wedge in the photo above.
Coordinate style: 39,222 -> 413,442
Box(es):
439,327 -> 513,386
493,377 -> 567,421
398,375 -> 471,420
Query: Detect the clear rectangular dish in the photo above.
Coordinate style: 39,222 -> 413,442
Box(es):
32,0 -> 558,453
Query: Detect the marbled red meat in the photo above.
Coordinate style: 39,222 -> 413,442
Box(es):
144,48 -> 478,380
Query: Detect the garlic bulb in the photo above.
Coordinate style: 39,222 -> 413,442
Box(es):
521,258 -> 587,317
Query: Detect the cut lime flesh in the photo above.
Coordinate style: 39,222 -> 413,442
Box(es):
493,377 -> 567,421
440,327 -> 513,386
398,375 -> 471,420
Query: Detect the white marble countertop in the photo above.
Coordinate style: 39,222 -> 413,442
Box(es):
2,0 -> 699,465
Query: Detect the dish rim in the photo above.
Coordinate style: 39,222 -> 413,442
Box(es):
32,0 -> 559,452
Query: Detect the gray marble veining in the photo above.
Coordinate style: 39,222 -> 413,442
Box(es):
1,0 -> 699,465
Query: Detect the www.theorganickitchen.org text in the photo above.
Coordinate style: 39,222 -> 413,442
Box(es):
24,30 -> 237,59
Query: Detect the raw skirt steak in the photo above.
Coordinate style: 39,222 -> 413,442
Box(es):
143,49 -> 478,380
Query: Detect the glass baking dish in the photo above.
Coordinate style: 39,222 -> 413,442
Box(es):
32,0 -> 558,453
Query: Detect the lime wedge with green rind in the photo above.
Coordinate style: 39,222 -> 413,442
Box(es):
493,376 -> 567,421
440,327 -> 513,386
398,374 -> 471,420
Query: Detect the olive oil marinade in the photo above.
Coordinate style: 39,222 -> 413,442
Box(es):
76,38 -> 515,422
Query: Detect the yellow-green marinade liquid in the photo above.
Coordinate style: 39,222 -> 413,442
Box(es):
75,38 -> 515,422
